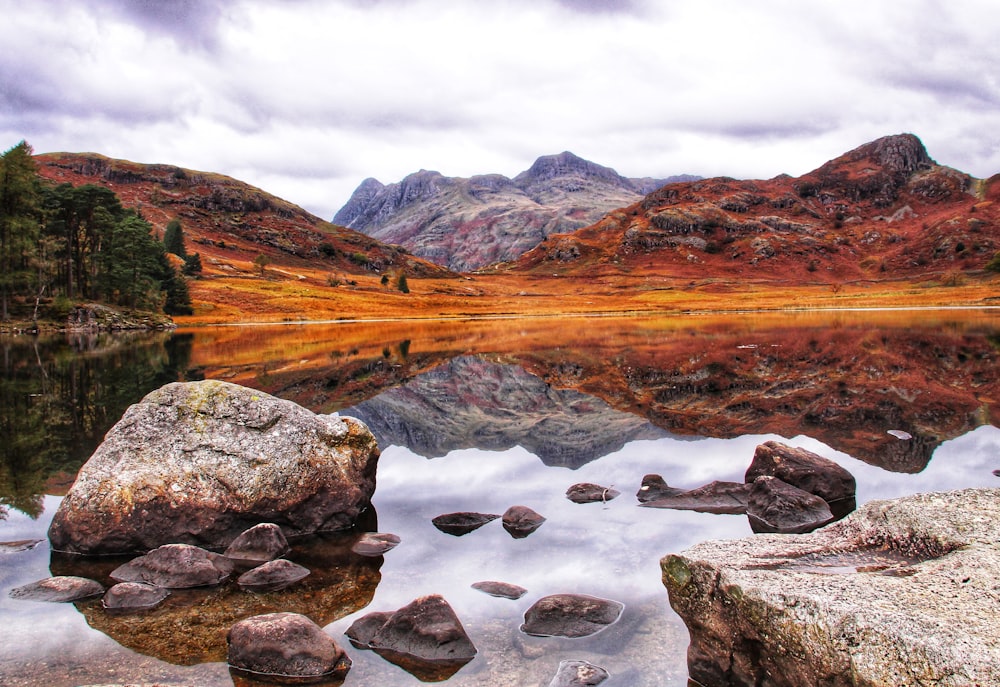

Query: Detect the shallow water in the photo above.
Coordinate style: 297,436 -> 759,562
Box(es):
1,311 -> 999,686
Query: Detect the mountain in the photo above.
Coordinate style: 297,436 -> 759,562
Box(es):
510,134 -> 999,281
333,151 -> 698,271
34,152 -> 452,279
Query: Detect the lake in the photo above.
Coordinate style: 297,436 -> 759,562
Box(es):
1,310 -> 999,686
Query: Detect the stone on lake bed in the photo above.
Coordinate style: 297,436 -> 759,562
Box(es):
502,505 -> 546,538
236,559 -> 311,592
48,380 -> 380,555
9,575 -> 104,603
548,659 -> 610,687
565,483 -> 620,504
111,543 -> 234,588
520,593 -> 624,638
471,580 -> 528,599
102,582 -> 170,611
431,512 -> 499,536
350,532 -> 401,556
227,612 -> 352,683
224,523 -> 289,567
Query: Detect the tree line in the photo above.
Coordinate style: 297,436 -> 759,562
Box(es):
0,140 -> 193,322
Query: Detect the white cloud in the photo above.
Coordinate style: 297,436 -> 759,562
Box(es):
2,0 -> 998,220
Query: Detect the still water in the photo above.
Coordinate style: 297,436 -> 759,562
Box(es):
1,311 -> 999,686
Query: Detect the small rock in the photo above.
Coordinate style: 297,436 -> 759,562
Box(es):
745,441 -> 856,507
9,575 -> 104,602
992,469 -> 1000,478
431,512 -> 499,536
639,480 -> 751,514
746,476 -> 834,534
102,582 -> 170,611
502,505 -> 546,538
351,532 -> 401,556
224,523 -> 289,566
227,612 -> 351,683
110,544 -> 234,588
549,659 -> 611,687
345,611 -> 393,649
636,474 -> 685,503
521,593 -> 624,638
236,559 -> 310,592
565,483 -> 620,504
471,580 -> 527,599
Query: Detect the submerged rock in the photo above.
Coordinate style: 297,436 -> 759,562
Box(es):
639,480 -> 751,514
224,523 -> 290,567
236,559 -> 311,593
565,483 -> 620,504
48,380 -> 380,554
110,544 -> 234,588
471,580 -> 527,599
431,512 -> 499,536
350,532 -> 401,556
548,659 -> 610,687
520,593 -> 624,638
102,582 -> 170,611
663,488 -> 1000,687
227,612 -> 351,683
0,539 -> 43,553
345,611 -> 394,649
502,505 -> 546,538
746,476 -> 834,534
9,575 -> 104,602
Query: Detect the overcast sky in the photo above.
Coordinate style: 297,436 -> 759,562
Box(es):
2,0 -> 998,220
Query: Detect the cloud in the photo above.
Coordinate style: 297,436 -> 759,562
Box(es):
2,0 -> 999,220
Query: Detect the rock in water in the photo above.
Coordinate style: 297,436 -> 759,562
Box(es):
663,488 -> 1000,687
471,580 -> 527,600
745,441 -> 856,509
227,612 -> 351,683
431,512 -> 499,536
548,659 -> 610,686
9,576 -> 104,602
48,380 -> 380,554
521,593 -> 624,638
102,582 -> 170,611
110,543 -> 234,588
502,505 -> 546,538
565,483 -> 620,504
236,559 -> 311,593
224,523 -> 290,567
350,532 -> 401,556
746,476 -> 834,534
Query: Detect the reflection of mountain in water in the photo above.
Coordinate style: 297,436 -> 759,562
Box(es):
344,356 -> 669,468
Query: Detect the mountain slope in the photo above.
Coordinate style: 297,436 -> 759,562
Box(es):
509,134 -> 999,282
334,151 -> 697,271
35,152 -> 452,279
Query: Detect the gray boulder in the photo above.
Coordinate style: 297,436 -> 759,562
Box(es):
663,488 -> 1000,687
48,380 -> 380,554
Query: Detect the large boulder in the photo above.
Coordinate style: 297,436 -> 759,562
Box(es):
48,380 -> 380,554
662,488 -> 1000,687
227,612 -> 352,683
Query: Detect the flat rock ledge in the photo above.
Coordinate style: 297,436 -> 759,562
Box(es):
662,488 -> 1000,687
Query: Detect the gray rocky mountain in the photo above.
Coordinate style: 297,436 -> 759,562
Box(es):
333,152 -> 697,271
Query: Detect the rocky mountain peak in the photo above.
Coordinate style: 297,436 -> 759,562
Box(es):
514,151 -> 629,187
854,133 -> 935,174
332,177 -> 385,227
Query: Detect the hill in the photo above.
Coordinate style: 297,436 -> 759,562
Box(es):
508,134 -> 999,283
334,151 -> 698,271
34,152 -> 452,281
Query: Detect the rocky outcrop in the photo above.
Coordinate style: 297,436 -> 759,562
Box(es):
48,380 -> 380,554
334,151 -> 696,270
663,488 -> 1000,687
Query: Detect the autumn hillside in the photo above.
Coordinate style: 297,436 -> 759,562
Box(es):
507,134 -> 1000,284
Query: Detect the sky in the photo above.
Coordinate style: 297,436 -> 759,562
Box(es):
2,0 -> 999,221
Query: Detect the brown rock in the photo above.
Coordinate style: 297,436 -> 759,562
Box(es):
502,505 -> 546,538
227,612 -> 351,683
520,593 -> 624,638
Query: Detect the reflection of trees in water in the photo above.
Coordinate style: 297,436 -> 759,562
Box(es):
0,332 -> 194,519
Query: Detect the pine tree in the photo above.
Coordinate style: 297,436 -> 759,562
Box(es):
0,141 -> 41,320
163,219 -> 187,258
